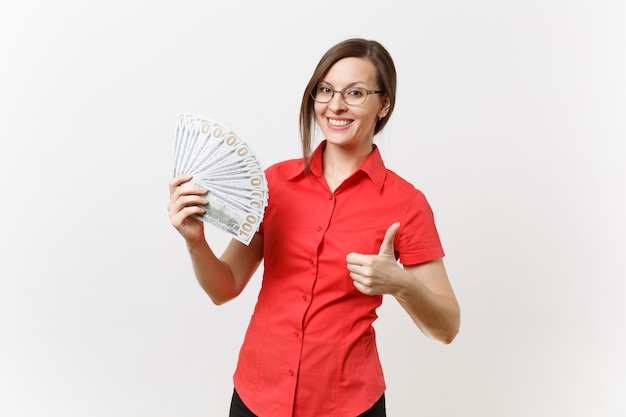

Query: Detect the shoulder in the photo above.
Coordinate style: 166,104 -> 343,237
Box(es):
265,157 -> 303,179
265,158 -> 303,175
383,168 -> 430,203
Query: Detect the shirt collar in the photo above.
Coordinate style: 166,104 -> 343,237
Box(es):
288,140 -> 387,192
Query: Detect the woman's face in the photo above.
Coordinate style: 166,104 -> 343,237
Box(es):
314,57 -> 389,151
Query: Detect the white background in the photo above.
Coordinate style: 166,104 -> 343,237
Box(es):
1,1 -> 624,416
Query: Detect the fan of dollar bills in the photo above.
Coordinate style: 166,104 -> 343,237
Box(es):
172,113 -> 268,245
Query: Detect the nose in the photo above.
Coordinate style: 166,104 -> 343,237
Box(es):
328,91 -> 347,112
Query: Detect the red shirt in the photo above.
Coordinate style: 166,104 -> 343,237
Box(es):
233,141 -> 444,417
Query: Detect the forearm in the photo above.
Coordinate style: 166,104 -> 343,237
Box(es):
186,238 -> 240,305
393,269 -> 460,344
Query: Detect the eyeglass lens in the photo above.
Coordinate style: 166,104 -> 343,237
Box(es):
312,85 -> 369,105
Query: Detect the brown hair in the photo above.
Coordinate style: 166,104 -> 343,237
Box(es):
299,38 -> 397,170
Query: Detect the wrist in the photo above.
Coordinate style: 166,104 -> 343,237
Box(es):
392,268 -> 417,301
185,234 -> 208,252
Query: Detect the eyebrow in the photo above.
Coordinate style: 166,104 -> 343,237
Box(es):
318,80 -> 368,89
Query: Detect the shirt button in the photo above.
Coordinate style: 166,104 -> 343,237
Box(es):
288,370 -> 295,376
309,259 -> 314,265
328,195 -> 333,200
293,331 -> 299,338
302,295 -> 308,301
316,226 -> 322,231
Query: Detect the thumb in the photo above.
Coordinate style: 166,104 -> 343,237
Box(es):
378,222 -> 400,256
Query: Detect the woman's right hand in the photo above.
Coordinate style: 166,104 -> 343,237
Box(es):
167,174 -> 208,244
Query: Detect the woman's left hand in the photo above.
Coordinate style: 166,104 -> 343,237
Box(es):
347,223 -> 460,343
346,222 -> 406,296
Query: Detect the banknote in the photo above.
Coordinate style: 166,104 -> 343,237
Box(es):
172,113 -> 268,245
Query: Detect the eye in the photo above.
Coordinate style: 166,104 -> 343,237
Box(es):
318,85 -> 333,94
345,88 -> 365,98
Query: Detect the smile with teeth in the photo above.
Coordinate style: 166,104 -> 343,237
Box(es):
328,118 -> 352,127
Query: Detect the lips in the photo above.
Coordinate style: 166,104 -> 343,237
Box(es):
328,118 -> 352,127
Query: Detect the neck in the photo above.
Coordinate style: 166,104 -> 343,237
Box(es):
322,141 -> 373,190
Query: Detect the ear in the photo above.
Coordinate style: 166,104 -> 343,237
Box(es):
378,96 -> 391,119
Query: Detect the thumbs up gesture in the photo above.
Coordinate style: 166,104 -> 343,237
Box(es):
346,222 -> 404,296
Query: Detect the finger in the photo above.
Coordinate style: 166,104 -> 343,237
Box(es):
346,260 -> 366,275
351,276 -> 377,296
168,174 -> 193,193
168,194 -> 208,216
352,280 -> 368,294
168,180 -> 207,209
170,204 -> 206,229
348,270 -> 366,286
346,252 -> 365,265
377,222 -> 400,256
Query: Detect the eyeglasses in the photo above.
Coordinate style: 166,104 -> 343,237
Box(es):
311,84 -> 384,106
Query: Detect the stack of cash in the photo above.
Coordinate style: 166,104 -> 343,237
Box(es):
172,113 -> 268,245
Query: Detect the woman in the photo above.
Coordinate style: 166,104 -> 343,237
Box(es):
168,38 -> 460,417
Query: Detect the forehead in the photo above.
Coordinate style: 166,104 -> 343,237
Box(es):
322,57 -> 378,86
